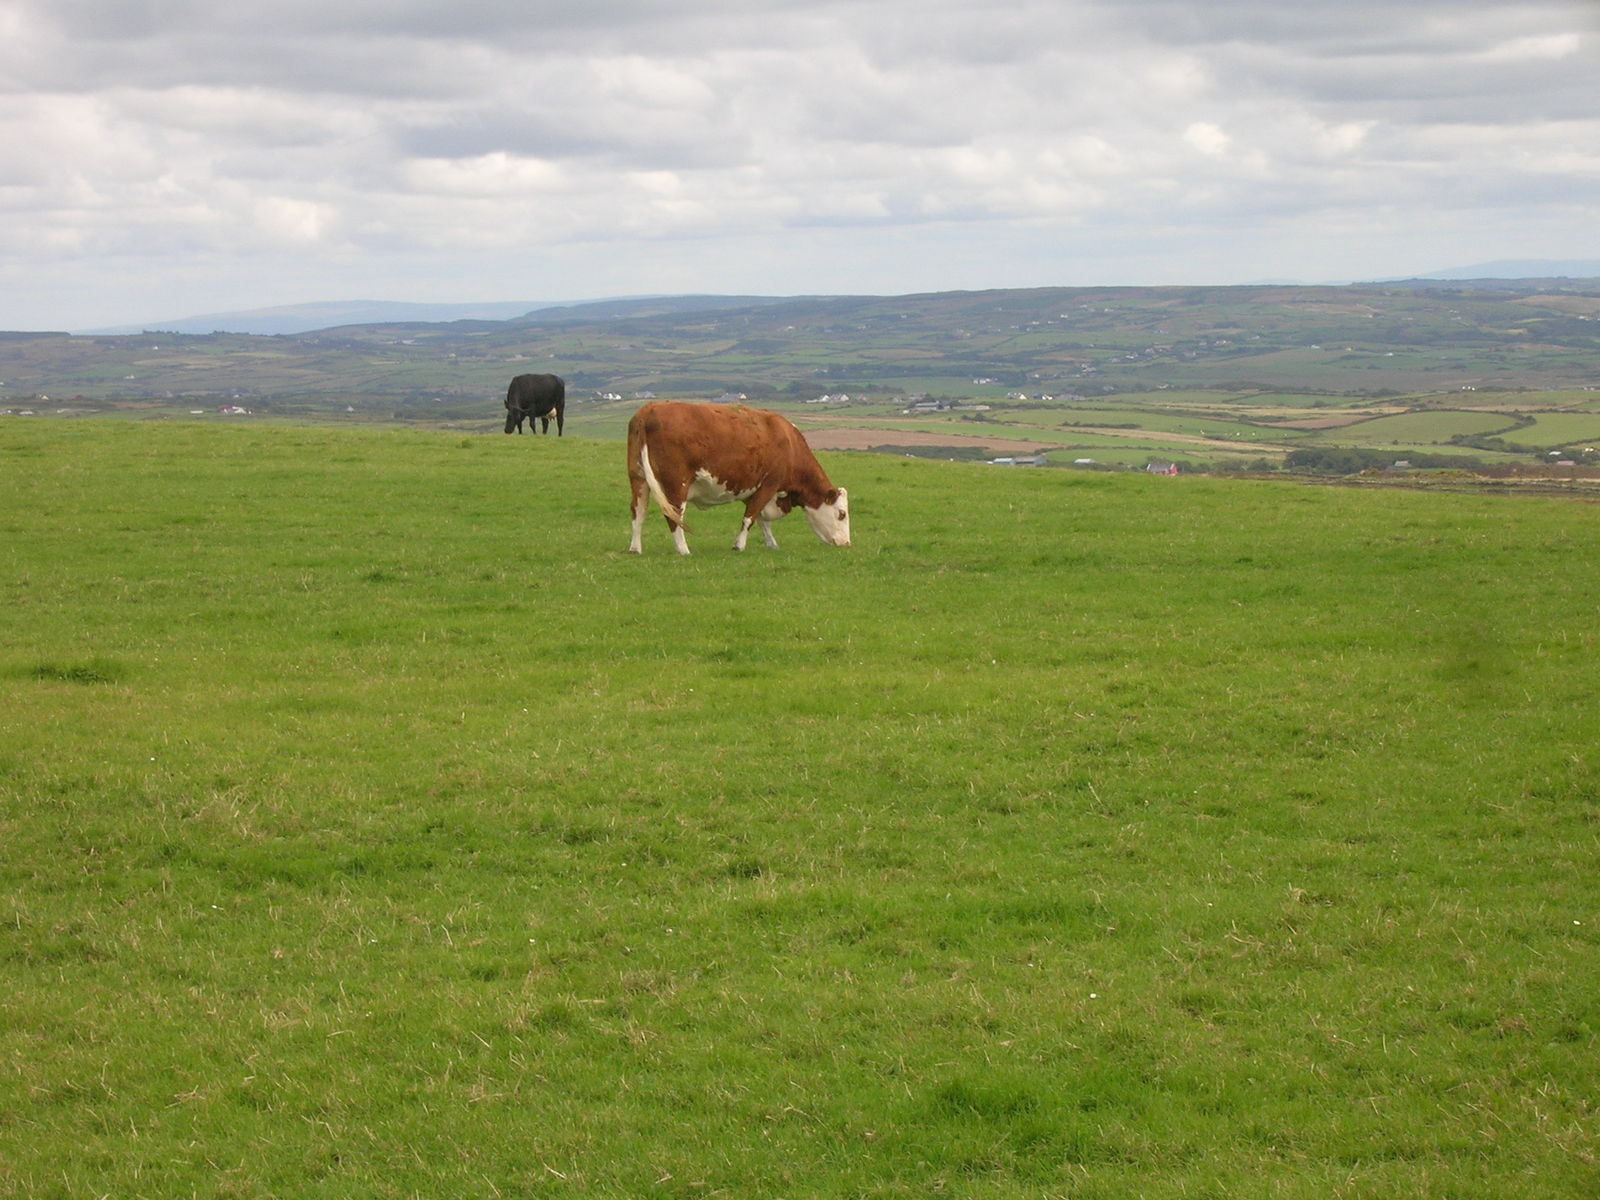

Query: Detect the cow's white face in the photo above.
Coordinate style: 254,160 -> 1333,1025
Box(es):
803,487 -> 850,546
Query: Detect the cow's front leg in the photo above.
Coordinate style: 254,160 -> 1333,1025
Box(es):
733,517 -> 779,551
735,489 -> 780,551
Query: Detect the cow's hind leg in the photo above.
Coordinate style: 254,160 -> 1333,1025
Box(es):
658,483 -> 693,555
628,477 -> 649,553
627,475 -> 689,553
634,442 -> 693,554
669,513 -> 691,555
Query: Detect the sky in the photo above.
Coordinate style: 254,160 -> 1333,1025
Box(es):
3,0 -> 1598,331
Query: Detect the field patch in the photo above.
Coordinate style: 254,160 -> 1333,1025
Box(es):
805,425 -> 1066,454
1512,412 -> 1600,447
1321,409 -> 1522,445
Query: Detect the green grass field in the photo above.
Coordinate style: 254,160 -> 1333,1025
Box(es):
1319,411 -> 1521,446
1511,413 -> 1600,449
3,420 -> 1598,1198
997,409 -> 1286,442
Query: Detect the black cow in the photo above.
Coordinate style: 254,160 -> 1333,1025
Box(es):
505,373 -> 566,435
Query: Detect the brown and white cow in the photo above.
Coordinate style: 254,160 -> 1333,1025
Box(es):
627,401 -> 851,555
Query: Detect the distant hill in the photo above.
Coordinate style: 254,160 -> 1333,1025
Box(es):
82,299 -> 559,337
15,279 -> 1600,414
78,294 -> 791,337
509,295 -> 807,326
1406,258 -> 1600,282
80,268 -> 1600,336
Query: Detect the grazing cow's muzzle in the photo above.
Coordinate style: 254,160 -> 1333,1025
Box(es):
803,487 -> 851,547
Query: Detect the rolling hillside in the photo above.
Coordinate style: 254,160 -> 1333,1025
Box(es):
5,279 -> 1600,475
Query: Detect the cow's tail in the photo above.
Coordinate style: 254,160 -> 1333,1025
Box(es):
638,442 -> 686,527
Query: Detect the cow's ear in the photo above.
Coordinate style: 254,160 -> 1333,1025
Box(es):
824,488 -> 840,504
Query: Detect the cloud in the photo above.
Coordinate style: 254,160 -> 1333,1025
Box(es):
252,196 -> 339,245
1183,123 -> 1232,157
404,152 -> 569,197
2,0 -> 1597,329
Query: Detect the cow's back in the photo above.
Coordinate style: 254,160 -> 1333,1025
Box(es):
508,373 -> 563,408
631,401 -> 778,476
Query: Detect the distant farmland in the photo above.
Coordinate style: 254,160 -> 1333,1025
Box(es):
5,279 -> 1600,475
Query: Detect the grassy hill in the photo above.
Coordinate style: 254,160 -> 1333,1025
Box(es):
8,279 -> 1600,403
5,280 -> 1600,474
3,420 -> 1597,1197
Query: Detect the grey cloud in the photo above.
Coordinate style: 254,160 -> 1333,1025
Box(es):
33,0 -> 648,40
3,0 -> 1598,330
20,0 -> 825,64
394,110 -> 752,173
396,116 -> 611,164
1117,0 -> 1577,52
